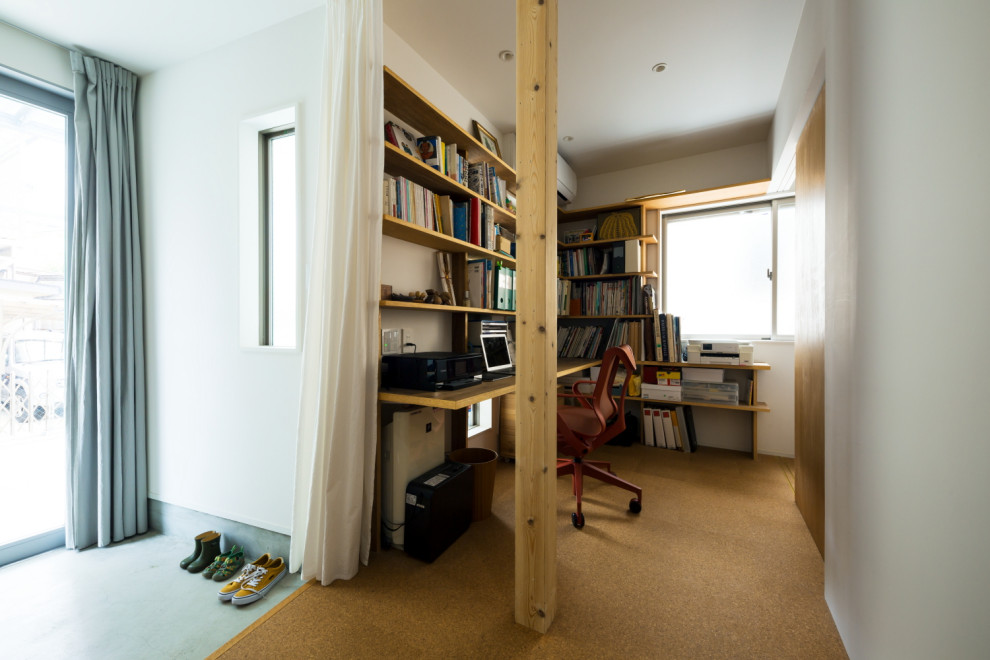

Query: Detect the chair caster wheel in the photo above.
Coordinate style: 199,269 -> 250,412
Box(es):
629,498 -> 642,514
571,512 -> 585,529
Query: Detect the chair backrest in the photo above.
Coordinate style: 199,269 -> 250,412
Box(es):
557,345 -> 636,456
590,344 -> 635,421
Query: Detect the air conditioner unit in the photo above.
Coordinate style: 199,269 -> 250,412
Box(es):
557,153 -> 577,204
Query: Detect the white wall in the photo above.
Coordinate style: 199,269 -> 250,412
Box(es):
0,23 -> 72,91
768,0 -> 825,189
570,141 -> 770,210
822,0 -> 990,656
139,9 -> 324,533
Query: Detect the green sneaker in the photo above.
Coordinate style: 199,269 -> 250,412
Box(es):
203,545 -> 239,579
211,545 -> 245,581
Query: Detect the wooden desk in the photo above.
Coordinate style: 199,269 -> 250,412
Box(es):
373,357 -> 599,552
377,357 -> 599,410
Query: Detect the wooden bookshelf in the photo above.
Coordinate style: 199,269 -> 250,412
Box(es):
380,299 -> 516,316
385,143 -> 518,231
384,66 -> 516,186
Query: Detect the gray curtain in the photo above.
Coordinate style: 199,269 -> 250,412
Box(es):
66,51 -> 147,550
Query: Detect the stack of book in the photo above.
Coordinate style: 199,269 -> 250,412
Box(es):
643,284 -> 682,362
569,276 -> 646,316
557,325 -> 604,359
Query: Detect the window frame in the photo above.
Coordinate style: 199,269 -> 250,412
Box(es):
257,124 -> 296,347
660,194 -> 796,341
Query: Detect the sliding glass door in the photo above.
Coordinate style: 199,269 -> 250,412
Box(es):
0,72 -> 73,566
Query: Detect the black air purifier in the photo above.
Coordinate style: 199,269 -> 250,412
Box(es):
403,461 -> 473,562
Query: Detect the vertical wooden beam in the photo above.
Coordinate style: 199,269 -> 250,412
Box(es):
515,0 -> 557,633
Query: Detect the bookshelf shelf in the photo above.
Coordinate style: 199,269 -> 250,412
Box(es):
631,398 -> 771,413
559,271 -> 657,281
639,360 -> 771,371
383,215 -> 515,263
557,234 -> 657,249
560,314 -> 652,320
380,300 -> 516,316
384,143 -> 517,230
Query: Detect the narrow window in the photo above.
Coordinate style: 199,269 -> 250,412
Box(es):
259,126 -> 296,348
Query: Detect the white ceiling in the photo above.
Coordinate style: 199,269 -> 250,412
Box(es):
0,0 -> 805,178
384,0 -> 805,177
0,0 -> 323,76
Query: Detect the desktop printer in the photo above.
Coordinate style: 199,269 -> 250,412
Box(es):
686,339 -> 754,366
382,352 -> 485,391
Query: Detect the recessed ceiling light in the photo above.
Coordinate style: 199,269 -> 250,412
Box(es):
562,135 -> 574,142
652,62 -> 668,73
498,50 -> 514,62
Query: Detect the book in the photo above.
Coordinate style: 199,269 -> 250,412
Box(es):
467,260 -> 486,309
660,410 -> 676,450
680,405 -> 698,451
416,136 -> 442,171
643,408 -> 656,447
386,121 -> 421,161
453,202 -> 468,242
652,408 -> 667,448
469,198 -> 482,246
669,409 -> 684,450
674,406 -> 692,452
624,239 -> 642,273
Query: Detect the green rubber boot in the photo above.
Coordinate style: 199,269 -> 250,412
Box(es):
186,532 -> 221,573
180,531 -> 218,570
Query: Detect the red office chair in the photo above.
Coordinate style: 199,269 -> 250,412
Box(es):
557,344 -> 642,528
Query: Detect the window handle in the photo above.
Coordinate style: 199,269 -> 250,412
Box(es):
766,268 -> 773,281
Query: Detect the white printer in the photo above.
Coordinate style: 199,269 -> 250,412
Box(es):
686,339 -> 754,366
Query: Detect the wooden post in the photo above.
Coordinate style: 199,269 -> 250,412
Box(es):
515,0 -> 557,633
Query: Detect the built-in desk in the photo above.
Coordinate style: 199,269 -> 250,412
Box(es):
377,357 -> 600,410
373,358 -> 599,551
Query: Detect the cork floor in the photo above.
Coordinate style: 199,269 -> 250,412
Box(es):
214,446 -> 847,659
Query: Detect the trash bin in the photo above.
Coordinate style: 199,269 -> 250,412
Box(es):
448,447 -> 498,521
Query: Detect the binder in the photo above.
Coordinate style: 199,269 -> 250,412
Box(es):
643,408 -> 656,447
660,410 -> 675,450
669,409 -> 683,450
652,408 -> 666,448
674,406 -> 691,453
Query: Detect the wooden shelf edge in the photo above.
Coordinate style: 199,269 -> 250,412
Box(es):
380,300 -> 516,315
558,314 -> 651,320
557,234 -> 657,249
630,397 -> 770,413
382,215 -> 516,263
638,361 -> 771,371
559,271 -> 657,281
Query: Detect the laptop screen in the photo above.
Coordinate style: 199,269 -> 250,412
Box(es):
480,333 -> 513,372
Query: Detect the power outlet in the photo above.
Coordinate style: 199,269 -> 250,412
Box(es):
381,328 -> 402,355
401,328 -> 415,352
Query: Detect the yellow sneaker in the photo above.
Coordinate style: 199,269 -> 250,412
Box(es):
217,553 -> 271,602
231,557 -> 287,606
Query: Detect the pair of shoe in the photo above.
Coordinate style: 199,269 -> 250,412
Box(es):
179,531 -> 221,574
217,553 -> 287,606
203,545 -> 245,581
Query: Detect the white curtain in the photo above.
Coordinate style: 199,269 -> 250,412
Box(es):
289,0 -> 383,583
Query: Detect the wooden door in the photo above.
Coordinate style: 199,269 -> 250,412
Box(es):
795,86 -> 826,557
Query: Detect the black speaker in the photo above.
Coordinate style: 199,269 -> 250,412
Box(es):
403,461 -> 473,562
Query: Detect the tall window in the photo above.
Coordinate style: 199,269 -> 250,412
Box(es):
663,198 -> 794,338
260,126 -> 296,348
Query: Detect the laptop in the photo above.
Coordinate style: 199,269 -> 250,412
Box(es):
480,332 -> 515,380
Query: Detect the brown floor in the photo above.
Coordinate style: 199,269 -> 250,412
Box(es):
212,445 -> 847,659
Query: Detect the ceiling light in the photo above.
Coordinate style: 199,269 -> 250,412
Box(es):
498,50 -> 514,62
652,62 -> 668,73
